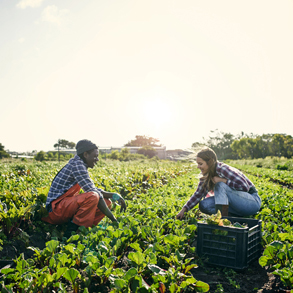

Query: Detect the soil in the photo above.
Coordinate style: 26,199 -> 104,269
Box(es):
189,239 -> 284,293
191,260 -> 282,293
0,232 -> 285,293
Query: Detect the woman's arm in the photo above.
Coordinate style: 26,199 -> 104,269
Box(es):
176,181 -> 206,219
176,207 -> 187,219
212,176 -> 227,184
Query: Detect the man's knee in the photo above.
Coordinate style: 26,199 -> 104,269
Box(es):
84,192 -> 100,206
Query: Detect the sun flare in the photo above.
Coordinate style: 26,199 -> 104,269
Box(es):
142,98 -> 171,127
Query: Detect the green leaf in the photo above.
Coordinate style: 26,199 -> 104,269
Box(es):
194,280 -> 210,292
164,234 -> 180,247
16,260 -> 27,273
1,268 -> 15,275
259,255 -> 270,267
169,283 -> 179,293
129,242 -> 142,252
64,244 -> 75,254
85,255 -> 99,265
114,279 -> 127,290
105,256 -> 116,268
175,250 -> 185,261
28,246 -> 41,257
128,251 -> 146,267
185,264 -> 198,274
63,268 -> 80,284
270,240 -> 284,250
46,240 -> 59,253
153,243 -> 165,253
56,267 -> 67,280
57,253 -> 69,266
124,267 -> 138,281
38,272 -> 54,287
68,234 -> 80,242
130,275 -> 142,292
180,277 -> 197,288
1,281 -> 14,293
148,264 -> 166,275
49,257 -> 56,268
53,282 -> 67,292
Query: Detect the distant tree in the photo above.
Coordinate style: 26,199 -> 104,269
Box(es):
192,130 -> 238,160
54,139 -> 75,162
270,133 -> 293,158
34,151 -> 47,161
283,135 -> 293,158
124,135 -> 162,147
0,143 -> 10,159
119,148 -> 130,161
191,142 -> 206,150
231,138 -> 253,159
230,133 -> 293,159
108,150 -> 120,160
54,139 -> 76,150
47,152 -> 55,161
137,146 -> 157,158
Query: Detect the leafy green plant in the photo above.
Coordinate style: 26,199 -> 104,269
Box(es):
259,240 -> 293,289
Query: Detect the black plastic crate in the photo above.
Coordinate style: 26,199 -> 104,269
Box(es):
197,217 -> 262,270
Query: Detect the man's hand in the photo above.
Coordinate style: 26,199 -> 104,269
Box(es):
112,219 -> 119,227
112,193 -> 127,213
118,197 -> 127,212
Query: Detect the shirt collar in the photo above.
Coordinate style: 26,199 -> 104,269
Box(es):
74,155 -> 89,169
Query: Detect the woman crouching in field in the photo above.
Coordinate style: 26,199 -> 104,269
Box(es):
176,147 -> 261,219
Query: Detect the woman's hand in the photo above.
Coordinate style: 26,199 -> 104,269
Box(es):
176,207 -> 187,220
212,176 -> 227,184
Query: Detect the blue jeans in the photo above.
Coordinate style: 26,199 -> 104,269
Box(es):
199,182 -> 261,216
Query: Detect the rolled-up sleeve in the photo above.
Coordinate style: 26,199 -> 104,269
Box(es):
183,181 -> 207,211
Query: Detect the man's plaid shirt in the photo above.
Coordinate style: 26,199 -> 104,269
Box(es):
183,162 -> 255,211
45,155 -> 103,210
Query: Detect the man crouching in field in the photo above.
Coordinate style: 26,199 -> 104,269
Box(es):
42,139 -> 126,238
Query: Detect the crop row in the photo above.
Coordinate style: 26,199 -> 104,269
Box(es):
0,161 -> 211,292
236,171 -> 293,290
0,161 -> 194,241
1,160 -> 293,291
230,163 -> 293,186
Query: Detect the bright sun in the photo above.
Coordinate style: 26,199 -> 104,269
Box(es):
142,98 -> 171,127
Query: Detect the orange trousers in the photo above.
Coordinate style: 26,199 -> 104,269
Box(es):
42,183 -> 112,228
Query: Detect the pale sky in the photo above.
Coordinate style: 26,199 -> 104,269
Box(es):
1,0 -> 293,152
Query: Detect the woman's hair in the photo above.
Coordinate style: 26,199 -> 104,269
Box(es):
197,147 -> 218,191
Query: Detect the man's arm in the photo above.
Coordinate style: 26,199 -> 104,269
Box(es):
97,197 -> 117,222
100,190 -> 115,199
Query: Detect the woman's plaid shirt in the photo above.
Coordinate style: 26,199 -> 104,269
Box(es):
183,162 -> 255,211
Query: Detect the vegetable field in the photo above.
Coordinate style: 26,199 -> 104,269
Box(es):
0,159 -> 293,292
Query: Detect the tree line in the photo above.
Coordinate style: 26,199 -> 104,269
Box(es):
192,130 -> 293,160
0,136 -> 159,162
2,133 -> 292,162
